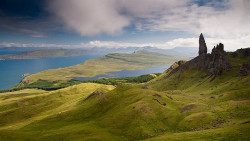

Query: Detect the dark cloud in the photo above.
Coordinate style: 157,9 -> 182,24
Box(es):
0,0 -> 60,37
0,15 -> 60,37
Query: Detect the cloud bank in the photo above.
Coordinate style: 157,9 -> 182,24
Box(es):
1,35 -> 249,51
49,0 -> 250,39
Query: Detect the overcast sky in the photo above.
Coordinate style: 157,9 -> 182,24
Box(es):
0,0 -> 249,51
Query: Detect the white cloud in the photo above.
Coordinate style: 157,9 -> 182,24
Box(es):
48,0 -> 190,36
49,0 -> 130,36
48,0 -> 250,38
199,0 -> 250,38
1,34 -> 249,51
47,0 -> 250,50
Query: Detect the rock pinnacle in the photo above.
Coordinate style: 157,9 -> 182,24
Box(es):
199,33 -> 207,55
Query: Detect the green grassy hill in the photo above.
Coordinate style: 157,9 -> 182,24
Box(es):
0,49 -> 96,60
0,49 -> 249,140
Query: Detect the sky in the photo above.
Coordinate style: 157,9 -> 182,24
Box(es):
0,0 -> 249,51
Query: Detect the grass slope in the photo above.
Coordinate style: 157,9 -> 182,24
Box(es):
0,83 -> 115,135
0,49 -> 249,140
15,50 -> 180,88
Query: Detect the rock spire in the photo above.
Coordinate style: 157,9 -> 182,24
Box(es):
199,33 -> 207,56
179,34 -> 232,76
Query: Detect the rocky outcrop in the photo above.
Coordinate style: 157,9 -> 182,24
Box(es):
182,34 -> 232,76
164,60 -> 187,78
199,33 -> 207,56
206,43 -> 232,75
237,63 -> 250,76
163,33 -> 232,77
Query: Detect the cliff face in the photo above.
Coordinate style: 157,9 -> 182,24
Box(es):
178,33 -> 232,76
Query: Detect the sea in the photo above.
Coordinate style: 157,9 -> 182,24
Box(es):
0,51 -> 169,90
0,54 -> 104,90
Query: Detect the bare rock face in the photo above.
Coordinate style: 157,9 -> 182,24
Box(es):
199,33 -> 207,56
207,43 -> 232,75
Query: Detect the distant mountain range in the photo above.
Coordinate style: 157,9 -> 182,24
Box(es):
84,46 -> 199,57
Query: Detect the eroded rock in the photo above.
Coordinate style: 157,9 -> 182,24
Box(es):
199,33 -> 207,56
183,34 -> 231,76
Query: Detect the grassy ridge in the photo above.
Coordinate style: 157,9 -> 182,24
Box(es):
0,49 -> 249,140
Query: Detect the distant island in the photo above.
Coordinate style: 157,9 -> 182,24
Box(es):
0,49 -> 97,60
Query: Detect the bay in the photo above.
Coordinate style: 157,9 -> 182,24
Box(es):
0,54 -> 103,90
